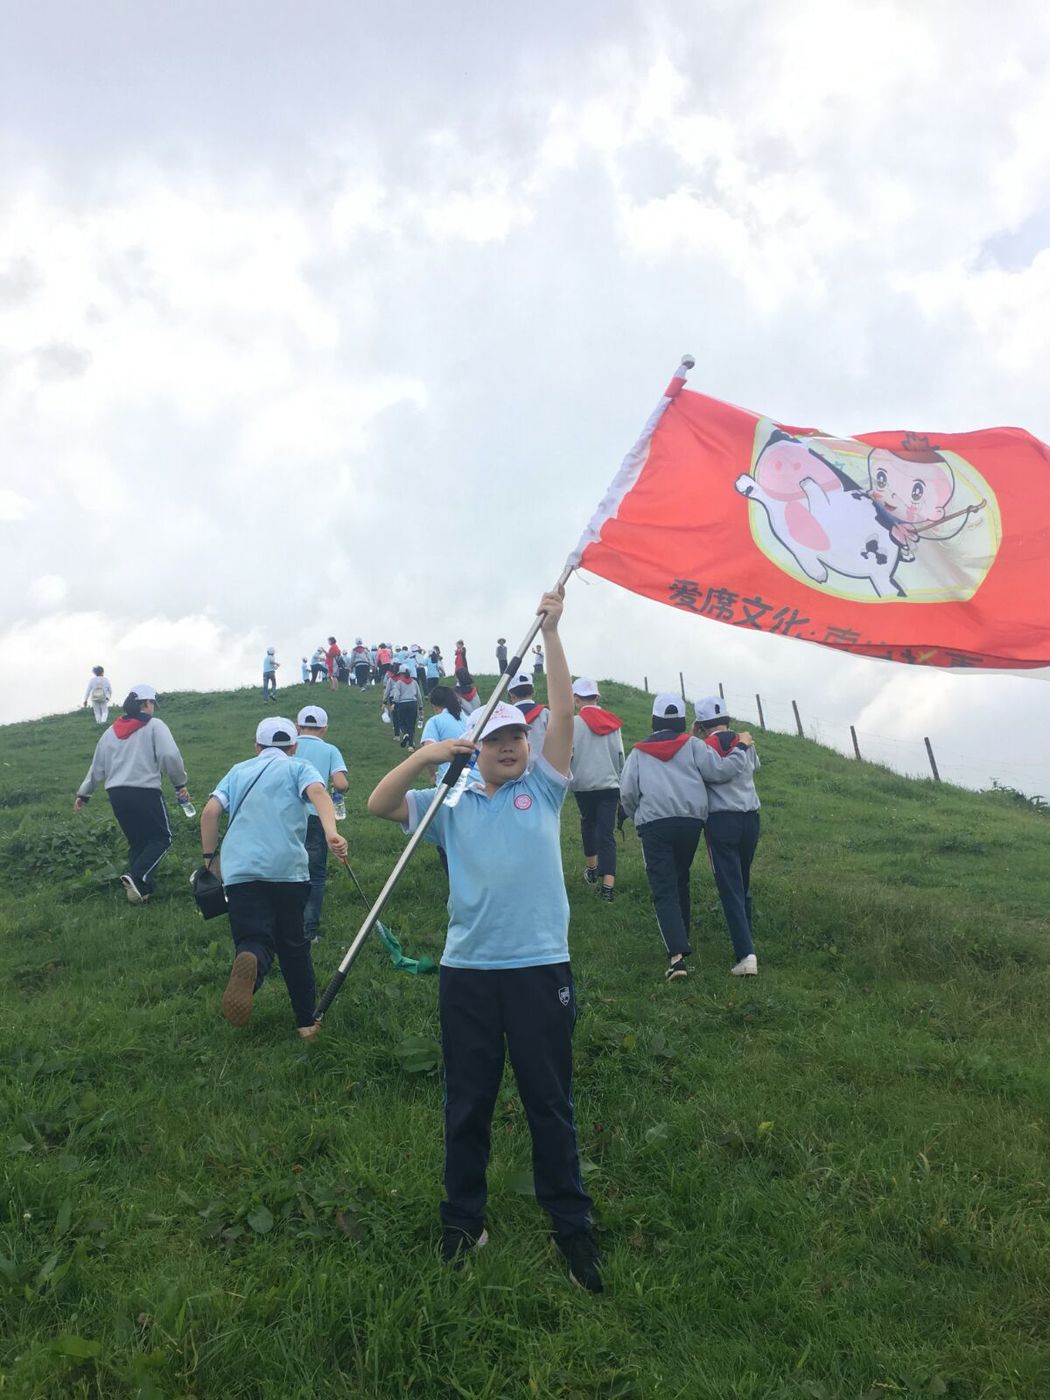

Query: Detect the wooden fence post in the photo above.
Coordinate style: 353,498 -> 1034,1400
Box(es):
924,737 -> 941,781
756,694 -> 765,729
792,700 -> 804,738
718,682 -> 725,699
643,676 -> 649,694
679,671 -> 686,701
850,725 -> 861,760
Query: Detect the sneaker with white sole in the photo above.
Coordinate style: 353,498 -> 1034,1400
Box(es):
120,873 -> 147,905
664,957 -> 688,982
440,1225 -> 489,1268
583,868 -> 599,886
730,954 -> 758,976
222,951 -> 258,1026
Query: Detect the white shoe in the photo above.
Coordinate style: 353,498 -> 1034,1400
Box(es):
730,954 -> 758,976
120,873 -> 146,905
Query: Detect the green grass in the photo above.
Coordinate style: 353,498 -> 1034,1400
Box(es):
2,678 -> 1049,1399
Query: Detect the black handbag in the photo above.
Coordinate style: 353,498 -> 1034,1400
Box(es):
190,864 -> 228,919
190,765 -> 269,919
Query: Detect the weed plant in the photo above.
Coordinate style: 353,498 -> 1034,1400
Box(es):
1,679 -> 1048,1398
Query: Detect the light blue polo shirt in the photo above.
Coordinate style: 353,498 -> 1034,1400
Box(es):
212,749 -> 323,885
420,709 -> 470,781
294,733 -> 348,815
404,753 -> 570,970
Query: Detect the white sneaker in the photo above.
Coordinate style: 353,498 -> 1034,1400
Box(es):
730,954 -> 758,976
120,873 -> 147,905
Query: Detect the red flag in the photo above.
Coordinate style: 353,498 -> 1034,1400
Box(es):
570,375 -> 1050,670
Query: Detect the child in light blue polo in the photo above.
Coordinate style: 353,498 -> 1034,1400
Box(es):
367,589 -> 602,1293
200,716 -> 347,1039
419,687 -> 470,783
294,704 -> 350,942
210,747 -> 320,884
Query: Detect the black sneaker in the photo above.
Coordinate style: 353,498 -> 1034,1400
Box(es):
583,868 -> 599,885
664,958 -> 688,982
440,1226 -> 488,1268
599,886 -> 616,903
553,1230 -> 603,1293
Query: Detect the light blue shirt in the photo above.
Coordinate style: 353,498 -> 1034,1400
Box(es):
425,656 -> 442,681
420,709 -> 470,781
294,733 -> 348,816
263,654 -> 276,674
404,754 -> 570,970
212,749 -> 323,885
300,661 -> 310,681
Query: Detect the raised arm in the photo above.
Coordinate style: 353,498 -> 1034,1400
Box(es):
539,587 -> 572,777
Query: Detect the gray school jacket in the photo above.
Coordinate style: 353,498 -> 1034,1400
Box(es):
77,717 -> 187,796
514,700 -> 549,758
618,731 -> 750,828
388,676 -> 422,706
569,712 -> 625,792
702,730 -> 761,813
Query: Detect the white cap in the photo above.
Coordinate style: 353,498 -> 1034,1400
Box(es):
694,695 -> 731,725
266,647 -> 275,655
355,636 -> 363,644
256,716 -> 297,747
399,663 -> 412,674
652,692 -> 686,721
297,705 -> 329,727
468,701 -> 529,742
508,670 -> 533,691
572,677 -> 599,698
129,683 -> 158,702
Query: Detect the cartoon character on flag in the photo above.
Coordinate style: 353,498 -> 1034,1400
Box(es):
735,424 -> 999,604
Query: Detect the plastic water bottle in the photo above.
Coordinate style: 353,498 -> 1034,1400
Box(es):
444,751 -> 479,808
332,791 -> 347,820
178,793 -> 196,819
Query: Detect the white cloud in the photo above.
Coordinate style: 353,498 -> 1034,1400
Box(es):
0,489 -> 32,522
29,574 -> 67,607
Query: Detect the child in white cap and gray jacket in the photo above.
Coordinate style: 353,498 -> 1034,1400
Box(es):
569,678 -> 624,903
693,695 -> 761,976
619,692 -> 753,981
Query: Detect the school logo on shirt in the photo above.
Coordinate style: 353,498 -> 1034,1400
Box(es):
558,986 -> 571,1007
513,793 -> 533,811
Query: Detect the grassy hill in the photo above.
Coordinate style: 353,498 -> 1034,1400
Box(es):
1,678 -> 1048,1399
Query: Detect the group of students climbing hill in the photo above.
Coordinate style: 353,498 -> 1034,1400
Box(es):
376,643 -> 762,985
71,593 -> 760,1296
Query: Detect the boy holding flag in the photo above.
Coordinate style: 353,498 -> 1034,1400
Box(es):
368,589 -> 601,1292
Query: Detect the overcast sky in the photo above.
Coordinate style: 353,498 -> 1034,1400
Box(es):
2,0 -> 1049,796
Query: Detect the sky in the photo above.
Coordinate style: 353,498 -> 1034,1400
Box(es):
2,0 -> 1049,797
